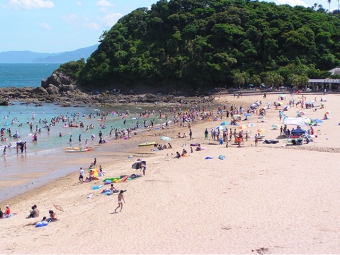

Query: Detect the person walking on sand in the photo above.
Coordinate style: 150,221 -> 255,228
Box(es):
79,167 -> 84,183
189,129 -> 192,140
115,190 -> 125,213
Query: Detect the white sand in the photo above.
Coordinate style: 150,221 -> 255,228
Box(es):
1,92 -> 340,254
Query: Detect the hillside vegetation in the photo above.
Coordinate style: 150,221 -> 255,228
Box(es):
61,0 -> 340,93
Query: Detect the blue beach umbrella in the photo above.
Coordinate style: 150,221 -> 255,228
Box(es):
248,123 -> 255,128
272,124 -> 279,129
244,113 -> 251,117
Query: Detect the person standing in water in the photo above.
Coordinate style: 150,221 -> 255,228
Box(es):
114,190 -> 125,213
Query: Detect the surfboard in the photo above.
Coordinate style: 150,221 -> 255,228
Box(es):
138,142 -> 156,147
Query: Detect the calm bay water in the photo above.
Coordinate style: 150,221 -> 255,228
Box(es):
0,63 -> 60,88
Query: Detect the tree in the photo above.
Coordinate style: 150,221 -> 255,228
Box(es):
232,71 -> 249,88
264,72 -> 283,88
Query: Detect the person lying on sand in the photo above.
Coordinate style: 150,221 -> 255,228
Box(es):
24,216 -> 47,226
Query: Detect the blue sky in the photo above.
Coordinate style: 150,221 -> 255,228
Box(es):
0,0 -> 336,53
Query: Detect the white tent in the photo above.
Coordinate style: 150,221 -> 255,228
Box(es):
283,117 -> 310,127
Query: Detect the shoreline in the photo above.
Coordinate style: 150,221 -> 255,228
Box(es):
1,92 -> 340,253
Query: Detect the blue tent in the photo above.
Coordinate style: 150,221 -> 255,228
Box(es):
291,128 -> 306,135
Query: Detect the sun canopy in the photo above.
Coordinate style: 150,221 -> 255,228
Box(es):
291,128 -> 306,135
283,117 -> 310,127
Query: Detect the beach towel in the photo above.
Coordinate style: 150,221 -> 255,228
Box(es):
218,155 -> 225,160
121,176 -> 129,182
205,156 -> 213,160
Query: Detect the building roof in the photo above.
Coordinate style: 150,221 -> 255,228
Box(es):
309,79 -> 340,83
329,67 -> 340,75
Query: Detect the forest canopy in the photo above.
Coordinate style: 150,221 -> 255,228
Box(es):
61,0 -> 340,92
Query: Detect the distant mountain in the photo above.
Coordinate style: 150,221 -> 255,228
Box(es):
0,45 -> 98,63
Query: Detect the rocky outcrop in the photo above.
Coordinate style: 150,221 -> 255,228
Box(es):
0,71 -> 216,107
41,71 -> 74,88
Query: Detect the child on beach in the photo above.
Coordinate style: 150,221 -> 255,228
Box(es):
79,167 -> 84,183
48,210 -> 57,222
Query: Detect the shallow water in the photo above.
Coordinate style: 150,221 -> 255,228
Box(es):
0,102 -> 170,202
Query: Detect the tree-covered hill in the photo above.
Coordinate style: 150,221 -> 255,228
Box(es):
68,0 -> 340,93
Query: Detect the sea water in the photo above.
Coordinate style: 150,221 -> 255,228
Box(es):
0,63 -> 60,88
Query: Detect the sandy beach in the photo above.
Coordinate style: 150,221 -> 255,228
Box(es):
1,91 -> 340,254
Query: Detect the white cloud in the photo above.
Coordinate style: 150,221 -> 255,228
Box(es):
62,14 -> 100,30
76,1 -> 82,5
37,22 -> 50,29
83,22 -> 100,30
8,0 -> 54,10
62,14 -> 79,25
96,0 -> 113,8
98,13 -> 123,27
274,0 -> 308,7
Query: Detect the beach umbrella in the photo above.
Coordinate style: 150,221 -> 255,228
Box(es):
221,121 -> 230,126
325,111 -> 332,115
272,124 -> 279,129
261,83 -> 266,87
132,161 -> 146,169
160,136 -> 171,141
248,84 -> 254,87
257,128 -> 265,133
266,102 -> 271,105
216,126 -> 224,130
314,118 -> 323,123
248,123 -> 255,128
276,101 -> 283,106
238,125 -> 247,130
244,113 -> 251,117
